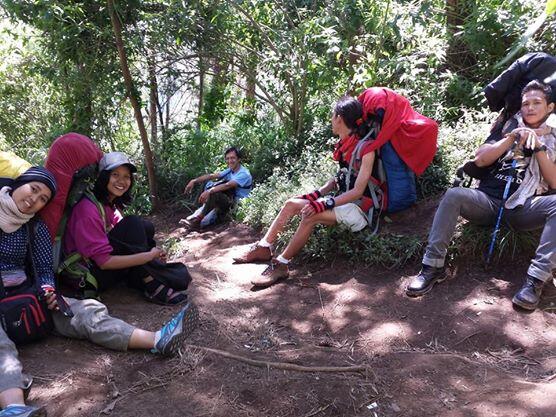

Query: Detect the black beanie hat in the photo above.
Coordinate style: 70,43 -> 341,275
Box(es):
11,166 -> 57,198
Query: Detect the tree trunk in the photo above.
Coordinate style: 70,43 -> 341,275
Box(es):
156,94 -> 166,138
148,50 -> 158,153
445,0 -> 477,73
71,61 -> 93,136
245,65 -> 256,103
107,0 -> 159,210
198,56 -> 205,131
165,96 -> 170,133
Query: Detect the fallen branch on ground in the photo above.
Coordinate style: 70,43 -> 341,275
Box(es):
185,344 -> 368,374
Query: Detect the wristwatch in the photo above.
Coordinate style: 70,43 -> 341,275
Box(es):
533,145 -> 548,153
324,197 -> 336,210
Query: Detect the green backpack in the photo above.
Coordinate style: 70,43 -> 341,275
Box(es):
54,165 -> 107,299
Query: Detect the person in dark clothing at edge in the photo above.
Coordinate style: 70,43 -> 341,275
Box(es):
181,147 -> 252,231
234,88 -> 437,288
406,80 -> 556,311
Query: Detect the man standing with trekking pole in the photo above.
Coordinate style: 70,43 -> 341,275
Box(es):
406,80 -> 556,311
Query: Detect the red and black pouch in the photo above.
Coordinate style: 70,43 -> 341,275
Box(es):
0,222 -> 53,345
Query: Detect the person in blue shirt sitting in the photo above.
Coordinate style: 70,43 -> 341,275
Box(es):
181,147 -> 252,231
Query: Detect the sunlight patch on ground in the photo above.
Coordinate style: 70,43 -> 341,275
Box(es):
502,318 -> 556,348
455,297 -> 507,317
202,279 -> 248,301
358,321 -> 412,352
512,381 -> 556,408
290,318 -> 318,334
226,263 -> 270,284
323,285 -> 361,303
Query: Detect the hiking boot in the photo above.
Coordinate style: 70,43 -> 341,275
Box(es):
0,405 -> 47,417
233,244 -> 272,264
251,259 -> 289,288
512,275 -> 545,311
153,301 -> 199,356
405,264 -> 446,297
22,375 -> 33,401
182,216 -> 202,232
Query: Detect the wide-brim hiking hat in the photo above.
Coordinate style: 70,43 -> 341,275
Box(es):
99,152 -> 137,173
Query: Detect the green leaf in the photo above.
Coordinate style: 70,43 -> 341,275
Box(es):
547,0 -> 556,15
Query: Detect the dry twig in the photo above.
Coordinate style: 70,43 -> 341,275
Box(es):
186,344 -> 368,374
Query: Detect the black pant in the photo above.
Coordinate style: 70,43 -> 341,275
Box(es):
91,215 -> 153,290
201,190 -> 234,217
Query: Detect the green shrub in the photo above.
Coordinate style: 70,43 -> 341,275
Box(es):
417,109 -> 494,199
448,223 -> 539,267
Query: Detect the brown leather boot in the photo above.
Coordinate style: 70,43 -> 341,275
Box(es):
251,259 -> 289,288
233,244 -> 272,264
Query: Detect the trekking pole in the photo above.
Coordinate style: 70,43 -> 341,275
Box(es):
485,159 -> 517,267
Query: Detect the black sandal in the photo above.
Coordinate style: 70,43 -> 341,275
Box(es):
144,279 -> 187,305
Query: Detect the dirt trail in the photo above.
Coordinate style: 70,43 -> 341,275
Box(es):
19,213 -> 556,417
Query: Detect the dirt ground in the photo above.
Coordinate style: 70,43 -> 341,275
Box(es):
19,204 -> 556,417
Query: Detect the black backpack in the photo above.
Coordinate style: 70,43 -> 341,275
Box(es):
0,221 -> 53,345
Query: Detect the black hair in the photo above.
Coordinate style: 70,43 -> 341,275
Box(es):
224,146 -> 242,159
522,80 -> 553,104
93,168 -> 134,209
333,96 -> 375,138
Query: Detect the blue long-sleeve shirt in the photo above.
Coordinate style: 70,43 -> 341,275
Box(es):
0,219 -> 55,291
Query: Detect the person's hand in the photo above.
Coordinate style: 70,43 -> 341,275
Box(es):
149,247 -> 164,261
45,292 -> 58,310
301,200 -> 317,217
198,190 -> 210,204
513,128 -> 541,150
41,284 -> 58,310
183,179 -> 196,195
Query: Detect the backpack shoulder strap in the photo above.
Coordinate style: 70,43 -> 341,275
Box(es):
84,191 -> 108,233
346,123 -> 380,191
25,220 -> 41,292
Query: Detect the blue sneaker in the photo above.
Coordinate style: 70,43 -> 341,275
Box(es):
153,301 -> 199,356
0,405 -> 47,417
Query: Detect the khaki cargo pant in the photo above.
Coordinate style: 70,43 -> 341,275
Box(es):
0,298 -> 135,393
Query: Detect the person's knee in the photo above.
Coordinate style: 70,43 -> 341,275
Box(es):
283,198 -> 303,215
73,299 -> 109,330
546,195 -> 556,217
142,218 -> 155,237
440,187 -> 470,207
117,215 -> 144,231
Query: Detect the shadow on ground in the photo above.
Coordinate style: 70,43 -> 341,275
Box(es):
18,207 -> 556,417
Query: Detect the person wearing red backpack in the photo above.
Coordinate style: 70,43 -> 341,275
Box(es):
234,88 -> 438,288
0,167 -> 199,417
